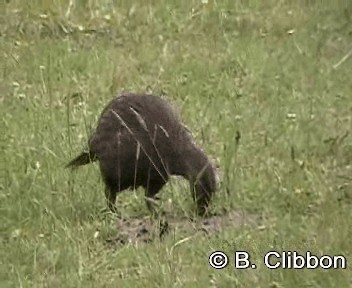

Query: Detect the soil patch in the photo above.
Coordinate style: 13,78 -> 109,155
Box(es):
106,210 -> 258,245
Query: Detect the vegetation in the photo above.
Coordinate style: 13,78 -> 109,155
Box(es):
1,0 -> 351,287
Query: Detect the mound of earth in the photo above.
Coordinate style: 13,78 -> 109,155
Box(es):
106,210 -> 257,245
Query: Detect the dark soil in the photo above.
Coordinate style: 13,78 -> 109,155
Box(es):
106,210 -> 258,245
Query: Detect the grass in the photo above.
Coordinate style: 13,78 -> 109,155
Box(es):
1,0 -> 352,287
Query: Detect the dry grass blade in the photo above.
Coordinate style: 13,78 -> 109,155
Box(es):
110,109 -> 168,183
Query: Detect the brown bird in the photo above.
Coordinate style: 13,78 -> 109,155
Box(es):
66,92 -> 217,216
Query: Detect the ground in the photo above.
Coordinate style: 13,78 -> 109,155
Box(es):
1,1 -> 352,287
106,209 -> 257,246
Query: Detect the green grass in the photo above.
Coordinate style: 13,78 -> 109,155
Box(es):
1,0 -> 352,287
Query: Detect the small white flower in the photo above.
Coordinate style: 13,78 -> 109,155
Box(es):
286,113 -> 296,120
78,101 -> 86,108
18,93 -> 26,99
11,229 -> 21,238
294,188 -> 303,195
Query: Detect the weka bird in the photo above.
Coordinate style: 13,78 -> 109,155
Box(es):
66,93 -> 217,216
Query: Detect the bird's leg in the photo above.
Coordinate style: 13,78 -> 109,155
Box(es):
145,181 -> 165,218
145,181 -> 170,239
104,185 -> 118,214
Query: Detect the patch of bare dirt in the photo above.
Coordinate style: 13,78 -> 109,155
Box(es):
106,210 -> 258,245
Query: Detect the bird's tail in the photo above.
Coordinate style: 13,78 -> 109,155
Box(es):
66,151 -> 96,169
